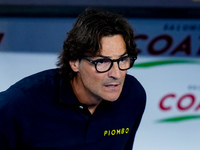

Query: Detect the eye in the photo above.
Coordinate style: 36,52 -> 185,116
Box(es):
95,59 -> 110,65
119,56 -> 129,62
95,59 -> 105,64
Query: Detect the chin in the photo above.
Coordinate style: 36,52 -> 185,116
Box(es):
106,99 -> 118,102
103,94 -> 120,102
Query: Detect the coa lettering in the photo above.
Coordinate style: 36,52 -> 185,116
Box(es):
159,93 -> 200,111
135,34 -> 200,56
0,33 -> 4,44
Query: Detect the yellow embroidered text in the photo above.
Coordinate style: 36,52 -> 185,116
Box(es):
104,128 -> 129,136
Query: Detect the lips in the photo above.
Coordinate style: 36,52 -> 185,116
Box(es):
105,84 -> 119,87
104,83 -> 120,91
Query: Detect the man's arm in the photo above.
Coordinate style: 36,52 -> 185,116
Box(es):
124,112 -> 144,150
124,81 -> 146,150
0,94 -> 13,149
0,89 -> 30,150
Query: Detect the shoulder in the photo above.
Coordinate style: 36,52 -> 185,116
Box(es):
11,68 -> 60,90
9,68 -> 61,95
124,74 -> 146,96
121,74 -> 146,106
0,68 -> 61,107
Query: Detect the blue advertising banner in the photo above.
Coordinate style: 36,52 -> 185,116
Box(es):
0,17 -> 200,57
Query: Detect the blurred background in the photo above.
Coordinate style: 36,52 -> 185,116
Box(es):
0,1 -> 200,150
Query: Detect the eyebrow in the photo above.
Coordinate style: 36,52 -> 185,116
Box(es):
96,51 -> 128,59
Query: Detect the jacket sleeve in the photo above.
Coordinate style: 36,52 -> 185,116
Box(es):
0,88 -> 30,150
124,110 -> 145,150
124,83 -> 146,150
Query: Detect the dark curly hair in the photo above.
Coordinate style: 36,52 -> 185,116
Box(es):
57,8 -> 139,80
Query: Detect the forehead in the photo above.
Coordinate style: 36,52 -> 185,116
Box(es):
98,35 -> 127,57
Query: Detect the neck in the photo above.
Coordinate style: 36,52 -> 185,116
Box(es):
70,78 -> 102,114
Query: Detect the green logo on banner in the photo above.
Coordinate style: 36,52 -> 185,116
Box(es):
134,59 -> 200,68
156,115 -> 200,123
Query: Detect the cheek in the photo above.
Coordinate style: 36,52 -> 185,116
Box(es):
87,74 -> 105,86
122,72 -> 127,80
80,66 -> 105,86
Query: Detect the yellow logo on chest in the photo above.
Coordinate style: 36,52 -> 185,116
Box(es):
104,128 -> 129,136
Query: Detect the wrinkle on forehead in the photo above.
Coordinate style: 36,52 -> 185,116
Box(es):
84,35 -> 127,58
95,51 -> 128,59
98,35 -> 127,59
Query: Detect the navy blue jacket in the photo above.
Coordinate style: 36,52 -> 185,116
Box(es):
0,69 -> 146,150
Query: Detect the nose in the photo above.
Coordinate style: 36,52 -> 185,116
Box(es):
108,62 -> 121,79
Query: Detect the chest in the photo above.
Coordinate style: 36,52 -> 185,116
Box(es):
22,101 -> 138,149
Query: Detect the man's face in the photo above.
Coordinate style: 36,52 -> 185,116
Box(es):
70,34 -> 127,104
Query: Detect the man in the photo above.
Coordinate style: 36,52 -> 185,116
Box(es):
0,8 -> 146,150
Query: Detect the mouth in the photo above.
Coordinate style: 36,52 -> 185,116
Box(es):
104,83 -> 120,91
105,84 -> 119,87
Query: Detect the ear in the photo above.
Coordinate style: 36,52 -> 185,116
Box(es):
69,60 -> 80,72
